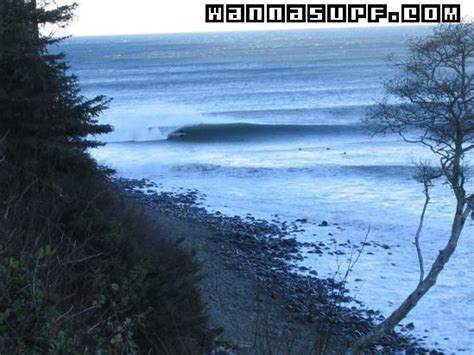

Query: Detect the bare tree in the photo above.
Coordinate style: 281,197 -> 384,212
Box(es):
350,22 -> 474,352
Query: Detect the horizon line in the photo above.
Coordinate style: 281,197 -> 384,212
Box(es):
64,23 -> 435,39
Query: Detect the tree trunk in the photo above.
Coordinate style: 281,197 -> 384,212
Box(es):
349,200 -> 471,353
25,0 -> 39,40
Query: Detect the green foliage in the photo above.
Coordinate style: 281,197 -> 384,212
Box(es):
0,0 -> 112,176
0,151 -> 214,355
0,1 -> 214,353
0,248 -> 66,353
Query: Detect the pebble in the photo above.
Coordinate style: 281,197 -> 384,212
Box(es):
113,177 -> 437,354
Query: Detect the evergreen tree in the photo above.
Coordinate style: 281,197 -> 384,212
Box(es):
0,0 -> 112,177
0,2 -> 213,353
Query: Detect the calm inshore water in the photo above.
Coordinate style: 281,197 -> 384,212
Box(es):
63,27 -> 473,353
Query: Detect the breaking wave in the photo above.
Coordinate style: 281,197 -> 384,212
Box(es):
166,122 -> 368,142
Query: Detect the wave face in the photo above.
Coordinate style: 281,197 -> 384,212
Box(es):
167,123 -> 367,142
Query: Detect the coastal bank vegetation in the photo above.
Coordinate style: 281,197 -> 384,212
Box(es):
0,1 -> 215,353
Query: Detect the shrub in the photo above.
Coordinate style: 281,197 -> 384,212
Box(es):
0,1 -> 215,353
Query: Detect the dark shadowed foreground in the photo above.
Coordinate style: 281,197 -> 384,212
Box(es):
0,2 -> 214,353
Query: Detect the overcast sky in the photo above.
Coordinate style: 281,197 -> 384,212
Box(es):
53,0 -> 474,36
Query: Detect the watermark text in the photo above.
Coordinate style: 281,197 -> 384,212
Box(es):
205,4 -> 461,23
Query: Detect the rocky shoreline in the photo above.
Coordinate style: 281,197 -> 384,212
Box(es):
115,177 -> 440,354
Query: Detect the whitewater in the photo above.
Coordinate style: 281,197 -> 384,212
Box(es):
63,27 -> 473,353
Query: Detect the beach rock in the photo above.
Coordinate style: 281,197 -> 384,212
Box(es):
113,177 -> 437,354
295,218 -> 308,223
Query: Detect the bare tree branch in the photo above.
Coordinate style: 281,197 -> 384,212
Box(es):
352,22 -> 474,352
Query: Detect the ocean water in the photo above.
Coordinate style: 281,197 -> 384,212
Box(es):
62,27 -> 473,353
